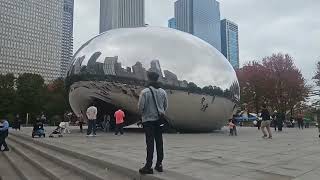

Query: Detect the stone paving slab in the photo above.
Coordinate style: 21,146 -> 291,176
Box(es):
11,126 -> 320,180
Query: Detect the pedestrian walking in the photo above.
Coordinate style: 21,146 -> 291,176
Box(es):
272,111 -> 278,131
277,112 -> 284,131
114,109 -> 125,135
13,114 -> 22,131
232,116 -> 237,136
0,118 -> 10,151
138,71 -> 168,174
260,105 -> 272,139
228,119 -> 235,136
297,113 -> 304,129
86,103 -> 98,137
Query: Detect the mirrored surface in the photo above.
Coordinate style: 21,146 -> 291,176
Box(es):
67,27 -> 239,131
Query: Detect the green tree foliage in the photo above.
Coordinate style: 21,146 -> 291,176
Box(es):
44,78 -> 69,124
0,73 -> 16,116
15,73 -> 46,120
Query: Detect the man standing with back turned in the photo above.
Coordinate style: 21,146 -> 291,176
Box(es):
138,71 -> 168,174
86,103 -> 98,137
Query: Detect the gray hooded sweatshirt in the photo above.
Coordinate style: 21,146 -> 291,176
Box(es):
138,86 -> 168,123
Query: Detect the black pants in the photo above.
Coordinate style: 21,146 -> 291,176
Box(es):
143,121 -> 163,168
87,119 -> 97,135
229,128 -> 234,136
0,132 -> 8,150
115,123 -> 124,135
257,120 -> 261,130
298,121 -> 304,129
79,122 -> 83,132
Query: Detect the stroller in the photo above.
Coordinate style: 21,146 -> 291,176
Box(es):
49,125 -> 64,138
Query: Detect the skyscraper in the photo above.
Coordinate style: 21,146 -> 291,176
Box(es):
174,0 -> 221,51
168,18 -> 177,29
61,0 -> 74,77
221,19 -> 239,69
150,60 -> 163,78
100,0 -> 145,33
0,0 -> 67,82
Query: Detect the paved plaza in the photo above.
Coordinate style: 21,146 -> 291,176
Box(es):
13,126 -> 320,180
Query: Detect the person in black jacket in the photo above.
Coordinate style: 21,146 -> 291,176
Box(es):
260,105 -> 272,139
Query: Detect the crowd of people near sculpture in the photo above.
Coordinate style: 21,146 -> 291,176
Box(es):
2,71 -> 320,176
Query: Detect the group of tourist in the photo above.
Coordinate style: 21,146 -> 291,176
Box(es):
81,105 -> 125,137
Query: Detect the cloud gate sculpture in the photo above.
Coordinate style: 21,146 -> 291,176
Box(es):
66,27 -> 239,132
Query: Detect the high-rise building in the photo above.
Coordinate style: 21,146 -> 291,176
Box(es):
0,0 -> 67,82
221,19 -> 239,69
174,0 -> 221,51
168,18 -> 177,29
150,60 -> 163,78
100,0 -> 145,33
61,0 -> 74,77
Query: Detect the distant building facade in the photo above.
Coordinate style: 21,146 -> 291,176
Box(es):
103,56 -> 117,75
100,0 -> 145,33
168,18 -> 177,29
174,0 -> 221,51
221,19 -> 239,69
61,0 -> 74,77
0,0 -> 67,82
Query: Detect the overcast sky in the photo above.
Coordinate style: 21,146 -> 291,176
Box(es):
74,0 -> 320,82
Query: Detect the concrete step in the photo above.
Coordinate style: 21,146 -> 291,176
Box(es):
2,146 -> 51,180
7,139 -> 86,180
8,136 -> 131,180
0,153 -> 22,180
10,132 -> 200,180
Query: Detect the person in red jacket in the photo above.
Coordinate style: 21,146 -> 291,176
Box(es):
114,109 -> 125,135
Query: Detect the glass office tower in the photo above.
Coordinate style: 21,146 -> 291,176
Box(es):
221,19 -> 239,69
175,0 -> 221,51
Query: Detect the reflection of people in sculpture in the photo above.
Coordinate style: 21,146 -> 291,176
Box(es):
138,71 -> 168,174
201,103 -> 209,112
211,96 -> 216,104
201,97 -> 205,104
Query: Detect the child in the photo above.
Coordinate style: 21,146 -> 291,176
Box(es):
228,119 -> 235,136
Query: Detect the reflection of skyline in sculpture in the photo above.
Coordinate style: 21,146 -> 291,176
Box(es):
75,53 -> 188,88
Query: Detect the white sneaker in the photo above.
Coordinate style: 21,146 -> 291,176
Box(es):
86,134 -> 93,137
